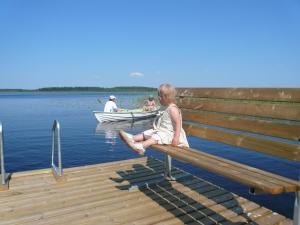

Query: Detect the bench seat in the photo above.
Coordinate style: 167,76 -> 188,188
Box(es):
152,144 -> 300,195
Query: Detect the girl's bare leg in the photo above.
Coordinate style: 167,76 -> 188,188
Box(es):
133,133 -> 145,142
141,138 -> 158,149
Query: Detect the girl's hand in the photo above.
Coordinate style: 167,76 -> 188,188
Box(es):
171,137 -> 179,147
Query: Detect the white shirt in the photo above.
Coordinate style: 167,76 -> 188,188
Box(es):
104,100 -> 118,112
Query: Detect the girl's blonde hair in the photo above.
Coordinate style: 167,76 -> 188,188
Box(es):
158,84 -> 177,104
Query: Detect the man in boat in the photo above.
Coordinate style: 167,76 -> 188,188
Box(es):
104,95 -> 120,112
143,95 -> 157,111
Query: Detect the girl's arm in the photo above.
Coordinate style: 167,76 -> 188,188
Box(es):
169,106 -> 181,146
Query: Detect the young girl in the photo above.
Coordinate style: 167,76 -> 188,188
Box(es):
119,84 -> 189,155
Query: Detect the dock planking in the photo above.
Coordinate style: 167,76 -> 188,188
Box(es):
0,157 -> 292,225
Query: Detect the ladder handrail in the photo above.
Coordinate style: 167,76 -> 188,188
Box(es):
0,122 -> 6,185
52,120 -> 62,177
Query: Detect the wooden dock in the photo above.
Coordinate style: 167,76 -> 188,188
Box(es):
0,157 -> 292,225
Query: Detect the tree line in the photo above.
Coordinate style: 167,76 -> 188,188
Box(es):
0,86 -> 156,92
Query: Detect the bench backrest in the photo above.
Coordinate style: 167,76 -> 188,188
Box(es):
177,88 -> 300,162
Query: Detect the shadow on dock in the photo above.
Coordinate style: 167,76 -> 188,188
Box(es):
111,157 -> 257,225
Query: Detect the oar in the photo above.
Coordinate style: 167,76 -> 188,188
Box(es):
97,99 -> 103,104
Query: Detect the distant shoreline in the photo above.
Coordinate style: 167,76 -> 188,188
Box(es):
0,86 -> 156,93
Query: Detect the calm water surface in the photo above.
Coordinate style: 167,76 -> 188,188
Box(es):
0,92 -> 299,218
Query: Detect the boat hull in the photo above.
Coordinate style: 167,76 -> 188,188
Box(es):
93,109 -> 159,123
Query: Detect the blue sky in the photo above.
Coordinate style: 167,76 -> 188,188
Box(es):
0,0 -> 299,89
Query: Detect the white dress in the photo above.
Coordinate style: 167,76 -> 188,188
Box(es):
143,104 -> 189,147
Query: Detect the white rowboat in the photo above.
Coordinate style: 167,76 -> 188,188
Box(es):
93,109 -> 159,123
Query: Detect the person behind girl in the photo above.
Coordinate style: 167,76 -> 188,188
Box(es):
119,83 -> 189,155
143,95 -> 157,111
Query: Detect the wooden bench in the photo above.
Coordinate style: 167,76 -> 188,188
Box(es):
152,88 -> 300,223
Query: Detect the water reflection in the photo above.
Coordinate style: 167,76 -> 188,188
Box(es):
95,119 -> 154,147
104,130 -> 117,145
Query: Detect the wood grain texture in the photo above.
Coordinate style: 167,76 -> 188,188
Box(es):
151,145 -> 300,194
178,98 -> 300,121
177,88 -> 300,102
183,123 -> 300,162
0,157 -> 292,225
182,111 -> 300,141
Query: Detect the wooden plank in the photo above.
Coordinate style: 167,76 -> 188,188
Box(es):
10,168 -> 52,178
177,88 -> 300,102
8,173 -> 55,187
196,197 -> 250,224
151,145 -> 298,194
120,186 -> 228,225
93,184 -> 225,225
68,163 -> 164,183
0,161 -> 168,201
5,178 -> 211,224
0,159 -> 167,202
168,146 -> 300,192
278,219 -> 293,225
8,158 -> 162,190
182,111 -> 300,141
184,147 -> 300,188
245,207 -> 274,224
153,198 -> 247,225
0,168 -> 173,208
0,165 -> 185,220
0,166 -> 190,224
178,98 -> 300,121
253,211 -> 287,225
219,201 -> 265,225
183,123 -> 300,162
0,157 -> 292,225
8,157 -> 154,188
0,175 -> 187,221
64,156 -> 152,173
1,190 -> 150,224
67,186 -> 230,225
153,145 -> 282,194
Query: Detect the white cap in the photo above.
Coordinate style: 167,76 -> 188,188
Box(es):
109,95 -> 116,100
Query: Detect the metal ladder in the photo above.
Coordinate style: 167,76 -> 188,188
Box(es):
51,120 -> 65,181
0,122 -> 10,190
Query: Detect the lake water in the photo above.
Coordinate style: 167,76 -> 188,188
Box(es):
0,92 -> 299,219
